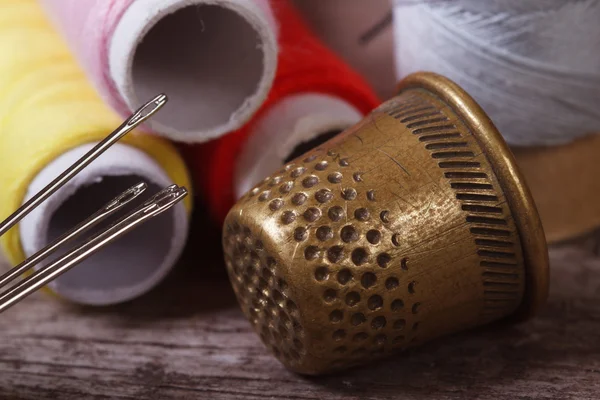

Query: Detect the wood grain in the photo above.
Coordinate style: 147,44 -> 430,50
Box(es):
1,219 -> 599,399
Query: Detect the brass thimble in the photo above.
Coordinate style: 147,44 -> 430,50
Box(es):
222,72 -> 549,375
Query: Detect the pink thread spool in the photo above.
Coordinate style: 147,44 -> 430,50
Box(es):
41,0 -> 279,143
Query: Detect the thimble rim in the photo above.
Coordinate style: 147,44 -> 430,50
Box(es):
397,72 -> 549,321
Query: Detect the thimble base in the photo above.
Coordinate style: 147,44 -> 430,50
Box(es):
397,73 -> 549,320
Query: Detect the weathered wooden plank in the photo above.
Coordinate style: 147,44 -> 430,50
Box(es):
1,230 -> 599,400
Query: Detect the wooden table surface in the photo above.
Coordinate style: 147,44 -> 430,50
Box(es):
1,219 -> 599,400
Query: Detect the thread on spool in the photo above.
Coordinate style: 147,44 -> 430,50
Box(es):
41,0 -> 279,143
0,0 -> 192,304
292,0 -> 397,99
187,0 -> 380,222
513,133 -> 600,243
393,0 -> 600,145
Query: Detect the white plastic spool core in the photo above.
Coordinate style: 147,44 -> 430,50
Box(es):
19,143 -> 189,306
110,0 -> 278,143
235,93 -> 363,198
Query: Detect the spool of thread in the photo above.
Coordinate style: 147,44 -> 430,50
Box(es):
188,0 -> 380,222
0,0 -> 192,305
393,0 -> 600,146
40,0 -> 279,143
292,0 -> 396,99
513,134 -> 600,243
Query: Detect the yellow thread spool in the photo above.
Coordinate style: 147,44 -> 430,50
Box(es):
0,0 -> 192,302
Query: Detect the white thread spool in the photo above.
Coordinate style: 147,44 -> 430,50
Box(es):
393,0 -> 600,145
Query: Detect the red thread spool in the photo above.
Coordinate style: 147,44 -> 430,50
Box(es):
187,0 -> 380,222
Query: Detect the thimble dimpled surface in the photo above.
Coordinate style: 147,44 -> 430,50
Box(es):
223,81 -> 533,374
